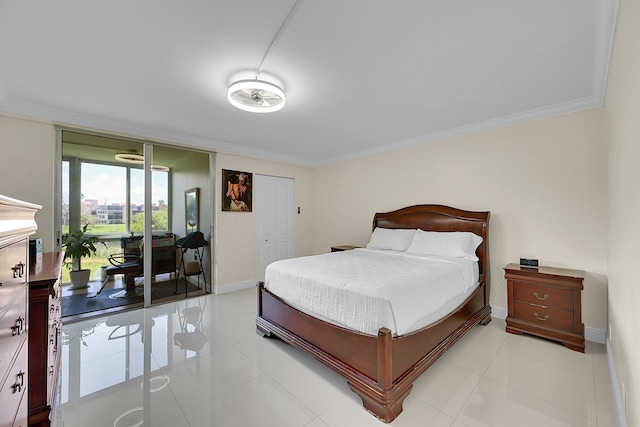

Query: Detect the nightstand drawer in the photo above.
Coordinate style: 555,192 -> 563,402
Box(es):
512,281 -> 573,310
513,300 -> 574,331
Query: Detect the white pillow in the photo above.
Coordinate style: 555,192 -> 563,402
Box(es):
366,228 -> 416,252
407,230 -> 483,261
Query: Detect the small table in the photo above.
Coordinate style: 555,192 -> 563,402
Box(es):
330,245 -> 360,252
504,263 -> 585,352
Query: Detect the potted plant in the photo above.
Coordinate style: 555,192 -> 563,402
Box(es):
62,224 -> 103,289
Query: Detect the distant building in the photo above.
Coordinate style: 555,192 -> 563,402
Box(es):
94,204 -> 125,224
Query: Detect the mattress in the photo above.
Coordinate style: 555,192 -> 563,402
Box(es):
264,248 -> 479,336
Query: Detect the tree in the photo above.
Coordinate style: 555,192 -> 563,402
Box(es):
130,208 -> 168,232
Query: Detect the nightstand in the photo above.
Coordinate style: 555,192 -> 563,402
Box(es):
504,263 -> 585,352
330,245 -> 360,252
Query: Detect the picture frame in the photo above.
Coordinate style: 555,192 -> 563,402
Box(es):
222,169 -> 252,212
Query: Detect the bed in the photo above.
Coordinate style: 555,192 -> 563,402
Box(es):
256,204 -> 491,422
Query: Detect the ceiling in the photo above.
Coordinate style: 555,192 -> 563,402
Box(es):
0,0 -> 618,167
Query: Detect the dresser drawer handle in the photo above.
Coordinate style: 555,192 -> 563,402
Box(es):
533,312 -> 550,321
10,317 -> 25,336
11,371 -> 25,394
533,292 -> 549,301
11,262 -> 25,278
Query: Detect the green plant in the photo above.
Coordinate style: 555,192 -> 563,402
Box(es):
61,224 -> 104,271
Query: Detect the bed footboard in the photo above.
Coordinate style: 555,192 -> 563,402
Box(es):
256,281 -> 490,423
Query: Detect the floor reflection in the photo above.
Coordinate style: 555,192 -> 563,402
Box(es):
58,297 -> 208,427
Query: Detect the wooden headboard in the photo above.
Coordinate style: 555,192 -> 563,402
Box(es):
372,204 -> 491,286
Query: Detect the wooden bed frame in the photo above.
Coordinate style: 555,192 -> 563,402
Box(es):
256,205 -> 491,423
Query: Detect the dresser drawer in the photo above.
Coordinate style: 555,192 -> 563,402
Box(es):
0,339 -> 28,427
0,287 -> 27,384
14,387 -> 27,427
512,300 -> 574,331
512,281 -> 573,310
0,238 -> 28,318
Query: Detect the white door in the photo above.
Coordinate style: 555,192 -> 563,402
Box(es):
255,174 -> 295,282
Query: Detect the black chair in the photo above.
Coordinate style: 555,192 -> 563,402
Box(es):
175,231 -> 208,296
104,236 -> 144,299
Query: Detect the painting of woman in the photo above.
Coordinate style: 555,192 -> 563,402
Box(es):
222,169 -> 252,212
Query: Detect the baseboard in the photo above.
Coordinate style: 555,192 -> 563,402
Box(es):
213,279 -> 255,294
585,325 -> 606,345
491,306 -> 507,320
491,305 -> 606,344
607,337 -> 629,427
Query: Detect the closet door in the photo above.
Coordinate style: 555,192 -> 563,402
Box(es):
255,175 -> 295,282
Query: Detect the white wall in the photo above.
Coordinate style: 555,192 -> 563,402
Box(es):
0,114 -> 56,250
313,109 -> 608,331
604,0 -> 640,423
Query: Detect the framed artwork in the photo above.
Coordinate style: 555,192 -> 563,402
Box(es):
185,187 -> 199,231
222,169 -> 252,212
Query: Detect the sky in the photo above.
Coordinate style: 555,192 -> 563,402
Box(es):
62,162 -> 168,206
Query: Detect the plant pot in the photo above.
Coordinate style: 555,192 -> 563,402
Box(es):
69,269 -> 91,289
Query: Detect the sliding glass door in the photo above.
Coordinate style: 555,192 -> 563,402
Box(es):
57,128 -> 212,315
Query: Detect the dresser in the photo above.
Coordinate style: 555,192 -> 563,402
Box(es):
28,252 -> 63,427
0,195 -> 40,427
504,263 -> 585,352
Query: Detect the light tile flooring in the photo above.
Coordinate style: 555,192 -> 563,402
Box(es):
54,287 -> 617,426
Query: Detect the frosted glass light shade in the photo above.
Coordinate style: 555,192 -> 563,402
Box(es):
227,79 -> 285,113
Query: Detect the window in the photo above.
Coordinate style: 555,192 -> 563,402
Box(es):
62,160 -> 169,236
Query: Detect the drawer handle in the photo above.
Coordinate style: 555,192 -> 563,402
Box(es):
534,312 -> 550,321
533,292 -> 549,301
11,371 -> 25,394
11,262 -> 25,278
10,317 -> 25,336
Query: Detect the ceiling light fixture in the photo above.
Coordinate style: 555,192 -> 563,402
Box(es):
115,152 -> 144,164
115,152 -> 170,171
227,0 -> 302,113
228,79 -> 286,113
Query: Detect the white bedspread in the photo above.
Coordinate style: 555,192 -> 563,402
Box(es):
264,248 -> 479,336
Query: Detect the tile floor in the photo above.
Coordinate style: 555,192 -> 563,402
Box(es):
53,287 -> 617,426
